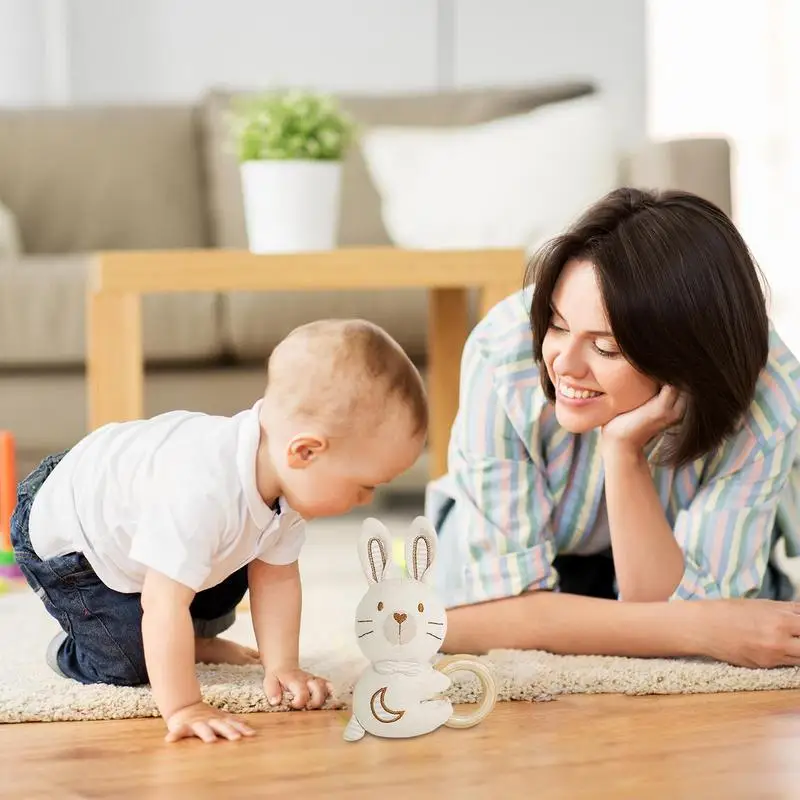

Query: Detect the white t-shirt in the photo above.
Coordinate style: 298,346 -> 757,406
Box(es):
28,400 -> 306,594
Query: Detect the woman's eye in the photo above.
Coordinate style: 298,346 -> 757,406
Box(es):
594,343 -> 620,358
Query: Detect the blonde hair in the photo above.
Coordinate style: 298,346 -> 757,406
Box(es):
264,319 -> 427,438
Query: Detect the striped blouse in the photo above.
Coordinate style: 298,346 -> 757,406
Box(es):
425,288 -> 800,607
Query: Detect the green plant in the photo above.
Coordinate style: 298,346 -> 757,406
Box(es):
228,89 -> 358,162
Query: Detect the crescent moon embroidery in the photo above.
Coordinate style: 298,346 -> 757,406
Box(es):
370,687 -> 405,724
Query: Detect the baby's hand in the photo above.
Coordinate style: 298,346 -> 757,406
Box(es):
165,701 -> 256,744
263,667 -> 333,710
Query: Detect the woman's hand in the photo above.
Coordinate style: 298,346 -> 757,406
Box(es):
601,385 -> 686,455
695,599 -> 800,668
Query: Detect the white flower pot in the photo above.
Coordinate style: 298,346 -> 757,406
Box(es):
240,159 -> 343,253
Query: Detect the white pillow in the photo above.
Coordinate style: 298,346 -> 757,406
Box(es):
0,199 -> 21,257
360,94 -> 621,252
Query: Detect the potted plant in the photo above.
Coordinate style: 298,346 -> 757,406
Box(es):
228,89 -> 358,254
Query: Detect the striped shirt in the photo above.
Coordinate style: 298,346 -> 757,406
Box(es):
425,288 -> 800,607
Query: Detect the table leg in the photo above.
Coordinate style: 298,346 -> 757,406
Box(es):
427,288 -> 469,480
86,290 -> 144,430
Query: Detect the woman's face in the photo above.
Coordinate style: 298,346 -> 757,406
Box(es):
541,258 -> 659,434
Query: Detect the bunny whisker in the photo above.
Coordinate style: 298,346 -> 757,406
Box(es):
426,631 -> 443,640
427,621 -> 443,626
357,619 -> 373,623
358,630 -> 375,638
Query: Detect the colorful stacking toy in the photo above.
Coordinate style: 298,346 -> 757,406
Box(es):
0,432 -> 21,584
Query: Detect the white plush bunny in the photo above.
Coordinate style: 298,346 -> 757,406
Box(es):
343,516 -> 453,741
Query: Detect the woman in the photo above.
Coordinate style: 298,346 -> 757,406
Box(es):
426,187 -> 800,668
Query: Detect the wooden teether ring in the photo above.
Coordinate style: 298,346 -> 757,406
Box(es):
433,654 -> 497,729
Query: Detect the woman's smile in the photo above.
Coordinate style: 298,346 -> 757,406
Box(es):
556,378 -> 604,402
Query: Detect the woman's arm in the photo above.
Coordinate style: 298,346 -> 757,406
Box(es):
442,589 -> 695,656
441,589 -> 800,669
598,386 -> 687,601
603,442 -> 685,601
604,433 -> 795,602
600,385 -> 799,602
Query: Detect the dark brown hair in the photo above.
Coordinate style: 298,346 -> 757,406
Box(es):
525,187 -> 769,466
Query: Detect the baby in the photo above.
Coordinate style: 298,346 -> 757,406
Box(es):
10,318 -> 427,744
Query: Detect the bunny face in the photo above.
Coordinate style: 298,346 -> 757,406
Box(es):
355,577 -> 447,664
354,517 -> 447,665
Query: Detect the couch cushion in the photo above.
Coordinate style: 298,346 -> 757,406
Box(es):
0,105 -> 210,253
0,255 -> 223,367
201,82 -> 595,249
360,94 -> 620,251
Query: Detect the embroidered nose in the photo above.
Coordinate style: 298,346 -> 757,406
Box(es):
393,612 -> 407,624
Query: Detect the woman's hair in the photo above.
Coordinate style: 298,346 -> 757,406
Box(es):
525,187 -> 769,467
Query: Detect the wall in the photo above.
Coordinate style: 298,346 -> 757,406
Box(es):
0,0 -> 646,143
453,0 -> 646,145
0,0 -> 48,105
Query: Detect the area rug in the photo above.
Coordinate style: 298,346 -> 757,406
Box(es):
3,588 -> 800,724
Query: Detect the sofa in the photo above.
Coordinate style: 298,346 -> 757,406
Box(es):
0,81 -> 732,489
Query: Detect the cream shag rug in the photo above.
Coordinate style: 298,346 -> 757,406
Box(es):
4,512 -> 800,724
5,589 -> 800,724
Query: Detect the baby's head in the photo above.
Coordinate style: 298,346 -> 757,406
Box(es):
259,319 -> 427,519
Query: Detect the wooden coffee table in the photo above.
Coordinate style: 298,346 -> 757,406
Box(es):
86,247 -> 525,479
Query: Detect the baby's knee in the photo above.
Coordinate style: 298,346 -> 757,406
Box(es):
93,656 -> 148,687
54,631 -> 148,687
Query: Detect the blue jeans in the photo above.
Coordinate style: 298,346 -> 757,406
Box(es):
10,451 -> 249,687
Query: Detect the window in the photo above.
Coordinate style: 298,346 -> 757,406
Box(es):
647,0 -> 800,351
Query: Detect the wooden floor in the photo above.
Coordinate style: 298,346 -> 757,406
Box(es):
3,691 -> 800,799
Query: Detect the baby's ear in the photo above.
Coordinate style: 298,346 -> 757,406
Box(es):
405,516 -> 437,583
358,517 -> 394,584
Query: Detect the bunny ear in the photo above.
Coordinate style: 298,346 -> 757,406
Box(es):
405,516 -> 438,583
358,517 -> 394,584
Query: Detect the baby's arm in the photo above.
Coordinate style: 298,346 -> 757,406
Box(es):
248,559 -> 301,674
248,558 -> 330,709
140,569 -> 255,743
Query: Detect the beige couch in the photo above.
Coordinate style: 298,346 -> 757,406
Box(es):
0,81 -> 732,487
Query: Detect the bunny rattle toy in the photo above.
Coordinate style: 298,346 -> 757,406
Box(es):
343,516 -> 497,742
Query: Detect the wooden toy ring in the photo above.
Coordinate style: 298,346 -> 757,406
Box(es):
433,654 -> 497,729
